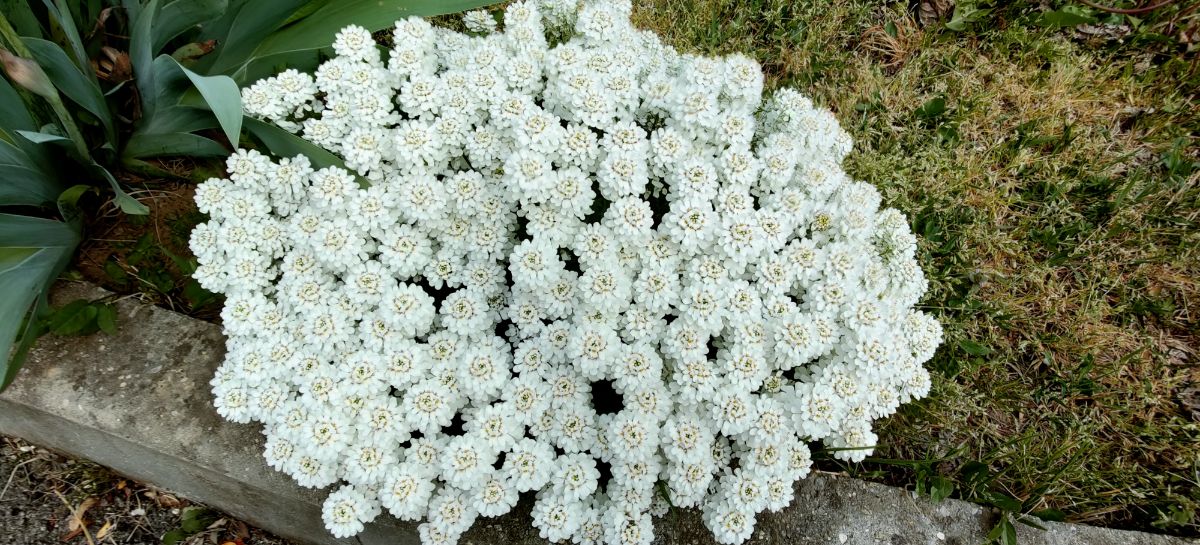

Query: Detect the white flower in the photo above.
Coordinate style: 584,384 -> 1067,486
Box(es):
532,493 -> 583,542
550,453 -> 601,501
504,438 -> 555,492
462,10 -> 497,34
402,379 -> 459,433
196,3 -> 942,544
321,485 -> 381,538
702,500 -> 755,545
380,464 -> 435,521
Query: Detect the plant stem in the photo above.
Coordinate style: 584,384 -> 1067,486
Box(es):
0,11 -> 32,57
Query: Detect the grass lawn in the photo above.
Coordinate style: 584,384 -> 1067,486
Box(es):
633,0 -> 1199,535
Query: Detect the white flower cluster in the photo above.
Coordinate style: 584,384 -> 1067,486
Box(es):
195,2 -> 942,544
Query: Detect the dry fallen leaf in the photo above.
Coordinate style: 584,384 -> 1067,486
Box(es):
231,520 -> 250,539
93,46 -> 133,83
145,489 -> 182,508
919,0 -> 955,27
1179,386 -> 1200,422
60,528 -> 84,542
67,497 -> 99,532
95,521 -> 113,540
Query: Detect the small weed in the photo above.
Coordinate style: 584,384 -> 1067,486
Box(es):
75,182 -> 222,321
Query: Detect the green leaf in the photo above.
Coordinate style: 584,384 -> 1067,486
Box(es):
131,0 -> 161,119
182,279 -> 216,308
153,0 -> 229,53
930,476 -> 954,503
167,57 -> 241,146
2,0 -> 43,38
96,303 -> 116,334
162,246 -> 196,275
946,4 -> 991,32
243,116 -> 348,170
123,132 -> 228,159
0,213 -> 79,391
232,0 -> 497,81
160,529 -> 187,545
0,72 -> 38,131
936,123 -> 960,143
139,105 -> 221,136
16,130 -> 71,144
0,76 -> 58,176
985,491 -> 1024,513
915,96 -> 947,121
39,0 -> 89,72
959,339 -> 992,356
56,183 -> 90,210
179,507 -> 217,533
170,41 -> 218,63
987,513 -> 1018,545
46,298 -> 94,335
93,164 -> 149,215
0,139 -> 62,206
22,38 -> 115,144
1037,9 -> 1095,28
199,0 -> 314,77
1031,508 -> 1066,522
959,460 -> 993,486
103,259 -> 128,285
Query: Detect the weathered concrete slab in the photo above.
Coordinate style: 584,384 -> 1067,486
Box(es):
0,282 -> 1193,545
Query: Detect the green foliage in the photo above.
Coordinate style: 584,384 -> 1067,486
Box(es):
1036,7 -> 1096,28
161,506 -> 219,545
945,2 -> 992,32
43,298 -> 117,336
986,513 -> 1018,545
242,117 -> 349,170
0,214 -> 79,390
194,0 -> 501,85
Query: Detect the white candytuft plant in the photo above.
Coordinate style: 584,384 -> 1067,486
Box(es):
191,1 -> 943,544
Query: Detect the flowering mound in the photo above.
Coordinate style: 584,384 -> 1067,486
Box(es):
190,1 -> 943,544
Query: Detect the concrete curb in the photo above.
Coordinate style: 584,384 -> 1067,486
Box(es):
0,282 -> 1192,545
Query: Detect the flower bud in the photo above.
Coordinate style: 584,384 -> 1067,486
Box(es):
0,49 -> 56,99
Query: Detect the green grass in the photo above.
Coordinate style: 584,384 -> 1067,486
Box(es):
632,0 -> 1198,535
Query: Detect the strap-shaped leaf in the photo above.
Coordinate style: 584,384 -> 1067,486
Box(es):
16,130 -> 70,144
38,0 -> 88,72
0,59 -> 37,132
154,0 -> 229,54
169,56 -> 241,147
0,139 -> 61,206
0,76 -> 57,173
137,105 -> 219,136
198,0 -> 314,77
23,38 -> 115,145
243,116 -> 347,171
130,0 -> 161,119
92,163 -> 148,215
124,131 -> 227,159
2,0 -> 42,39
0,213 -> 79,390
228,0 -> 497,82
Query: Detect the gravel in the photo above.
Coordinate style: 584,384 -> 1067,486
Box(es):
0,437 -> 295,545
